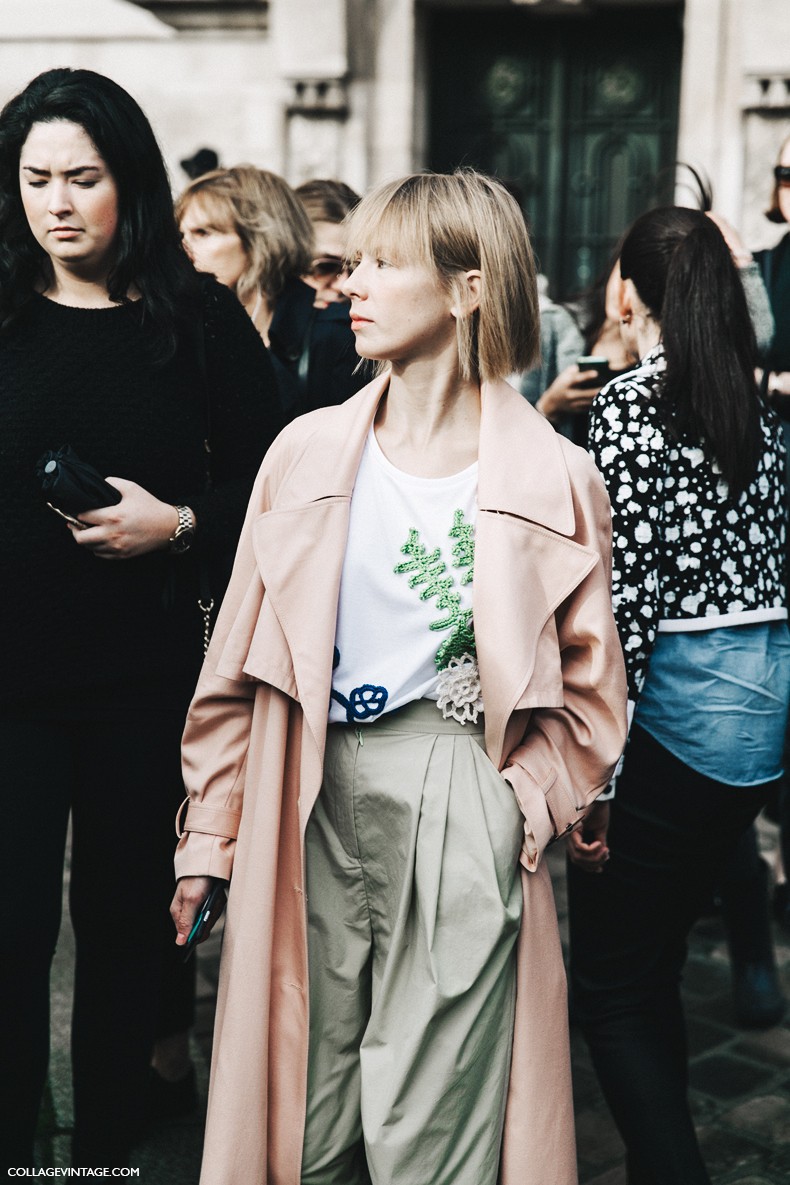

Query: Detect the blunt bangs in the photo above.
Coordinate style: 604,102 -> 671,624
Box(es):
343,177 -> 438,273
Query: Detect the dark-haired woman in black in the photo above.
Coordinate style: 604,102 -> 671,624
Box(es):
567,207 -> 790,1185
0,68 -> 280,1169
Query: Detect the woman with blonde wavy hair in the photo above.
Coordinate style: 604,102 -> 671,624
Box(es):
170,169 -> 626,1185
178,165 -> 365,416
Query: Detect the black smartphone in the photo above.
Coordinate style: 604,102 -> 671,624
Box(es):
183,882 -> 226,962
576,356 -> 613,388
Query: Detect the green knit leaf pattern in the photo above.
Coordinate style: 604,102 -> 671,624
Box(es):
394,510 -> 476,670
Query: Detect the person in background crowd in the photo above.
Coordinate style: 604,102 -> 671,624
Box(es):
178,166 -> 365,417
293,176 -> 369,409
757,133 -> 790,413
568,206 -> 790,1185
521,252 -> 633,445
0,67 -> 280,1171
295,177 -> 360,308
755,133 -> 790,939
169,169 -> 627,1185
517,271 -> 597,436
180,146 -> 220,182
524,223 -> 773,448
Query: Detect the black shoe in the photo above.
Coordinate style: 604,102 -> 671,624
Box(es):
145,1065 -> 198,1124
732,960 -> 787,1029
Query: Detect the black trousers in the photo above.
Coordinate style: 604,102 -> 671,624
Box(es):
0,709 -> 194,1170
568,725 -> 776,1185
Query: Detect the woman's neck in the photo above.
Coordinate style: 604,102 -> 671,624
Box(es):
625,285 -> 662,361
592,319 -> 637,371
636,316 -> 662,360
42,266 -> 122,309
243,290 -> 273,346
374,359 -> 481,478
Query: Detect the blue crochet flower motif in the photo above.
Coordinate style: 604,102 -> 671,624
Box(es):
331,649 -> 388,723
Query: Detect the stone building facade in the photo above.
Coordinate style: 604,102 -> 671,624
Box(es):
0,0 -> 786,288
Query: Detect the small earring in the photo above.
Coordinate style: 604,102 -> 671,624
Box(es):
620,314 -> 632,326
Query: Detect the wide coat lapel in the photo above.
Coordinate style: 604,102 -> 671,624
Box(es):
245,377 -> 389,788
474,380 -> 600,768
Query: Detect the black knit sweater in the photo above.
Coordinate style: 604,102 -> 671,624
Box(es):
0,278 -> 281,712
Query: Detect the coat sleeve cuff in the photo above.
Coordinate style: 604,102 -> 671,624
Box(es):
175,799 -> 242,841
502,768 -> 556,872
174,829 -> 236,882
605,698 -> 636,794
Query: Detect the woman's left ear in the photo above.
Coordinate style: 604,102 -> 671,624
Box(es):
451,270 -> 482,320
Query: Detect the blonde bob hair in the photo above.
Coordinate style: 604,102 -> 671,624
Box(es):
343,170 -> 540,381
175,165 -> 313,305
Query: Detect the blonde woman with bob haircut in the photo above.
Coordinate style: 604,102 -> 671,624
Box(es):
170,169 -> 628,1185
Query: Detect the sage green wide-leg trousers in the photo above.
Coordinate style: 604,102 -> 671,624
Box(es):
301,699 -> 524,1185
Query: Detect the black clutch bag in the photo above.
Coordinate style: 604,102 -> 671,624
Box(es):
35,445 -> 122,516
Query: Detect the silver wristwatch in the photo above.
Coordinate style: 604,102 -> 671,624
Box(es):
169,504 -> 195,554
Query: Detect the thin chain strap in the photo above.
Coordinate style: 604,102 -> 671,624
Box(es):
198,596 -> 216,657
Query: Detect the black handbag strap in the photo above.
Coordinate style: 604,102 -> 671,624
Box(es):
185,305 -> 216,653
191,305 -> 213,488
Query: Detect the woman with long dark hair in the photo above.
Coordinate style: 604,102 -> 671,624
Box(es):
567,207 -> 790,1185
0,68 -> 281,1169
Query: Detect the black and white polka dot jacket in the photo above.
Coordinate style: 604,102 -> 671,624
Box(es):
588,344 -> 787,702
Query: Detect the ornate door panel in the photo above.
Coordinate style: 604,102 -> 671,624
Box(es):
428,6 -> 682,299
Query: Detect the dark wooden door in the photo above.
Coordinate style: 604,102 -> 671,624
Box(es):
428,5 -> 683,299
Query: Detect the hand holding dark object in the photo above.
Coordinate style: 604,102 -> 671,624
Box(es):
181,881 -> 227,962
36,446 -> 190,559
567,800 -> 610,873
68,477 -> 183,559
171,877 -> 225,955
36,444 -> 122,516
536,364 -> 603,422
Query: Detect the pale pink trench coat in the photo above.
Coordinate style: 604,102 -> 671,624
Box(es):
174,375 -> 628,1185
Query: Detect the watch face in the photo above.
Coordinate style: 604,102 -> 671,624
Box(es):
170,529 -> 194,554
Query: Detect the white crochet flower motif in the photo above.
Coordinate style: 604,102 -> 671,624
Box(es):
436,653 -> 484,725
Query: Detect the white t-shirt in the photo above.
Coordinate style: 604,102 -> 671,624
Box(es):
329,425 -> 478,725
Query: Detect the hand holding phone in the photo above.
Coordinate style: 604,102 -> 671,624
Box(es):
538,361 -> 606,421
183,882 -> 227,962
575,356 -> 613,389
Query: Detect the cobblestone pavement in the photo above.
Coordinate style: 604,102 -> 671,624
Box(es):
36,825 -> 790,1184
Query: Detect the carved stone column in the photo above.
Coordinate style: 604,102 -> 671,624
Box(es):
272,0 -> 350,184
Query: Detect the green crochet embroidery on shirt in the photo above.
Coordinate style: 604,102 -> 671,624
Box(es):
435,609 -> 475,670
449,509 -> 474,585
394,509 -> 476,670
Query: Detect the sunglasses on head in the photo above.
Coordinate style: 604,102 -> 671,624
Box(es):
774,165 -> 790,185
309,256 -> 347,279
